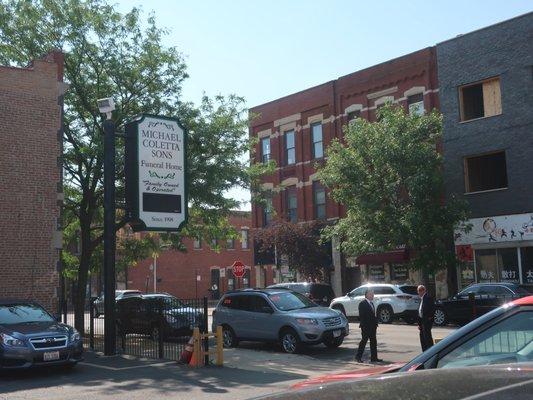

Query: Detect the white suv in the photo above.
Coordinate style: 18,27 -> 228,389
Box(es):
330,283 -> 420,324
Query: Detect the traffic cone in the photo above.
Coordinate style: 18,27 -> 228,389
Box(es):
179,336 -> 194,364
189,333 -> 204,367
188,345 -> 204,367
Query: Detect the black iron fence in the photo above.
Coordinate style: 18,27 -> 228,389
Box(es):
64,296 -> 209,362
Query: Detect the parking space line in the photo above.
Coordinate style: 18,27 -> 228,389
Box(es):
80,360 -> 176,371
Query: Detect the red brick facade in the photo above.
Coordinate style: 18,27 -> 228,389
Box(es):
0,51 -> 65,312
127,212 -> 275,299
250,48 -> 439,294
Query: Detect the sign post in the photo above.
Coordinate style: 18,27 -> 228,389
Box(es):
125,114 -> 188,232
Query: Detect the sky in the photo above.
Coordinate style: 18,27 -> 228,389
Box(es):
116,0 -> 532,210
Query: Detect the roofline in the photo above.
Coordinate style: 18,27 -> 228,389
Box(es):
437,11 -> 533,46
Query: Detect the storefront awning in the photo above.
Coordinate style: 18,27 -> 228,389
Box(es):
356,248 -> 410,265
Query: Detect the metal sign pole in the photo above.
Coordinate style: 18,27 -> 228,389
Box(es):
103,118 -> 117,356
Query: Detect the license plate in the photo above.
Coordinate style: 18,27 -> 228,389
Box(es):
333,329 -> 341,338
43,351 -> 60,361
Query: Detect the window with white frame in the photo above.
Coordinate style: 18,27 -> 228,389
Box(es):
286,186 -> 297,223
261,137 -> 270,163
311,123 -> 323,159
241,229 -> 249,249
407,93 -> 424,116
313,182 -> 326,220
193,236 -> 202,249
285,130 -> 296,165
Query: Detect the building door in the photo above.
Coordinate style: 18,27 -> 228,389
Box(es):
210,269 -> 220,299
243,269 -> 251,288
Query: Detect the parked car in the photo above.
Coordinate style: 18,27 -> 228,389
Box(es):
212,288 -> 349,354
267,283 -> 335,307
115,293 -> 204,340
329,283 -> 420,323
0,300 -> 83,370
255,364 -> 533,400
433,282 -> 531,326
290,295 -> 533,389
93,289 -> 142,317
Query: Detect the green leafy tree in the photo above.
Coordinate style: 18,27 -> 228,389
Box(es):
0,0 -> 259,331
255,220 -> 332,281
318,105 -> 470,286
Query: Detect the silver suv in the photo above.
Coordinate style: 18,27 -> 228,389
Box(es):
212,289 -> 349,354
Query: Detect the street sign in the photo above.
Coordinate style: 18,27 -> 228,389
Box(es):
232,261 -> 246,278
125,114 -> 187,231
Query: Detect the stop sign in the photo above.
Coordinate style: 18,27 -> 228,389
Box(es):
232,261 -> 246,278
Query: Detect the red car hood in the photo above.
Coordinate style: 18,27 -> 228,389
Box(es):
291,363 -> 405,389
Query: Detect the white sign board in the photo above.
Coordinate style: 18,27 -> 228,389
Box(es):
455,213 -> 533,245
125,115 -> 187,231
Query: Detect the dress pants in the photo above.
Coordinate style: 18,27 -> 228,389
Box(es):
419,323 -> 434,352
356,328 -> 377,360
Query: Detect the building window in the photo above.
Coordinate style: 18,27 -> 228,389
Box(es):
261,137 -> 270,163
285,130 -> 296,165
311,123 -> 323,159
459,77 -> 502,122
407,93 -> 424,116
286,186 -> 297,223
241,229 -> 249,249
193,236 -> 202,249
465,151 -> 507,193
313,182 -> 326,220
211,238 -> 218,248
226,238 -> 235,249
263,197 -> 273,227
347,110 -> 360,124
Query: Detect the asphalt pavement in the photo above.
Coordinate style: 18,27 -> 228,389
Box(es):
0,322 -> 456,400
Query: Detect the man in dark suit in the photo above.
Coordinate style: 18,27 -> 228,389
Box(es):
355,288 -> 382,363
417,285 -> 435,351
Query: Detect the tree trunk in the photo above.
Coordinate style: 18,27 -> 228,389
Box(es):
74,217 -> 93,333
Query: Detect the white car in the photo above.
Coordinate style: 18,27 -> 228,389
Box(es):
330,283 -> 420,324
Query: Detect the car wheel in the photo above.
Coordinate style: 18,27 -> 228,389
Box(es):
280,328 -> 301,354
222,325 -> 238,348
433,308 -> 447,326
323,336 -> 344,348
332,304 -> 346,316
377,305 -> 394,324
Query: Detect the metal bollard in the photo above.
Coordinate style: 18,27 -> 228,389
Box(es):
216,325 -> 223,367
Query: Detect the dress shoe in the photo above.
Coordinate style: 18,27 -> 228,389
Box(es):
370,358 -> 383,363
355,356 -> 363,363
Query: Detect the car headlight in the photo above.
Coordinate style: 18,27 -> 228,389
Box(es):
70,329 -> 81,342
296,318 -> 319,326
1,333 -> 26,347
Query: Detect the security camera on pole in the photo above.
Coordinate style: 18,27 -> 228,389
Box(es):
97,97 -> 117,356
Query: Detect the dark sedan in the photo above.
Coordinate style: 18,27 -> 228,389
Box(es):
433,282 -> 530,326
0,300 -> 83,370
254,364 -> 533,400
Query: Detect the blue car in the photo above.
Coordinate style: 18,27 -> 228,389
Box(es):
0,300 -> 83,370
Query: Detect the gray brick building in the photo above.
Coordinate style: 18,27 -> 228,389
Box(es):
437,13 -> 533,289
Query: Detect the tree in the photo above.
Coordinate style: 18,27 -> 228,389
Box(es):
0,0 -> 256,331
318,105 -> 470,285
255,220 -> 332,281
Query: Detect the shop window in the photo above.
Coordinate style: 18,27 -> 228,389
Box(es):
311,123 -> 323,159
285,130 -> 296,165
368,265 -> 385,281
459,78 -> 501,122
407,93 -> 424,116
475,249 -> 498,282
521,247 -> 533,285
465,151 -> 507,193
497,248 -> 519,283
391,264 -> 409,281
286,186 -> 297,223
313,182 -> 326,220
261,137 -> 270,163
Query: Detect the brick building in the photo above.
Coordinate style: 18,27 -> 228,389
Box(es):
0,51 -> 66,313
250,48 -> 439,297
438,13 -> 533,289
127,212 -> 274,299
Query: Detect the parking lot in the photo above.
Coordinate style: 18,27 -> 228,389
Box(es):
0,322 -> 455,400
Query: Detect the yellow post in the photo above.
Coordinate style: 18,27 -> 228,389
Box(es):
216,325 -> 223,367
192,327 -> 202,367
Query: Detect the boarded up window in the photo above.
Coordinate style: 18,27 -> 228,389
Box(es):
459,78 -> 502,121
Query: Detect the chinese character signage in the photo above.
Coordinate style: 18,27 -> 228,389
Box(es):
125,114 -> 187,231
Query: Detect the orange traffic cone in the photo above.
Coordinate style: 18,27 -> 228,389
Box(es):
189,335 -> 204,367
179,336 -> 194,364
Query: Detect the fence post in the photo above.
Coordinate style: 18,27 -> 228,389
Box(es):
89,298 -> 95,350
158,303 -> 164,359
203,296 -> 209,366
216,325 -> 223,367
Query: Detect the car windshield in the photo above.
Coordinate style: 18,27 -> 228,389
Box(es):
268,291 -> 317,311
0,304 -> 54,324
